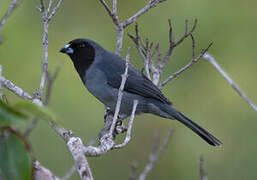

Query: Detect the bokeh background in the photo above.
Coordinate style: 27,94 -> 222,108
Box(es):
1,0 -> 257,179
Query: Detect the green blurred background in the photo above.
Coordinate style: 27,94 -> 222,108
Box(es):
1,0 -> 257,179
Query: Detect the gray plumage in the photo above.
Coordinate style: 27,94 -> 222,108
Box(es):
60,38 -> 222,146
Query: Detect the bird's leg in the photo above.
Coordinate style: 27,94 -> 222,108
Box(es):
115,114 -> 129,134
98,108 -> 114,140
98,111 -> 129,141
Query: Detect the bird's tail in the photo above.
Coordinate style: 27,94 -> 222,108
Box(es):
168,107 -> 222,146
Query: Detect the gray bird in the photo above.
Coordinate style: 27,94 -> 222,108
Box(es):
60,38 -> 221,146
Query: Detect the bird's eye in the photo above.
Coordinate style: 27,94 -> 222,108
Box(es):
79,44 -> 85,48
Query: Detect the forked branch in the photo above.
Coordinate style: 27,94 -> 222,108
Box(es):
99,0 -> 166,55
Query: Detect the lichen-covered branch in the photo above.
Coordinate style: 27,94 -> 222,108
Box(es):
67,137 -> 94,180
0,76 -> 32,100
34,161 -> 61,180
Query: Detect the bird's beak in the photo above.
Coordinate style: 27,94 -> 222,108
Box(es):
60,44 -> 74,54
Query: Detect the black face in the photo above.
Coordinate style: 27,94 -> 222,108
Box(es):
60,39 -> 95,79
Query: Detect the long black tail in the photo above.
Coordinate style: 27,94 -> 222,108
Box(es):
172,109 -> 222,146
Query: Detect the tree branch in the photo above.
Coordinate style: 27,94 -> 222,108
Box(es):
122,0 -> 167,28
34,160 -> 61,180
62,165 -> 76,180
160,42 -> 213,87
113,100 -> 138,149
0,0 -> 20,33
99,0 -> 166,55
199,156 -> 208,180
128,161 -> 138,180
109,47 -> 130,134
24,63 -> 62,137
203,53 -> 257,112
0,76 -> 32,100
38,0 -> 64,98
138,128 -> 174,180
0,65 -> 2,97
48,0 -> 65,21
67,137 -> 94,180
128,20 -> 206,88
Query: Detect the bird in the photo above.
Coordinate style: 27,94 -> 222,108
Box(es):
60,38 -> 222,146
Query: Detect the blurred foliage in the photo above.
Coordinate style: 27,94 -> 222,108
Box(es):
0,99 -> 57,179
13,100 -> 56,123
0,131 -> 32,180
0,99 -> 27,128
0,99 -> 32,180
0,0 -> 257,180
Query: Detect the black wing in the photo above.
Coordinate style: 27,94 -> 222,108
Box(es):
99,51 -> 172,105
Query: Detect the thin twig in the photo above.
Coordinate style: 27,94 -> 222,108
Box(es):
0,0 -> 20,33
99,0 -> 166,55
203,53 -> 257,112
39,0 -> 45,12
98,0 -> 112,18
48,0 -> 64,21
160,43 -> 213,87
24,117 -> 39,137
45,62 -> 63,104
173,19 -> 198,48
128,161 -> 138,180
129,20 -> 201,88
128,24 -> 152,80
38,22 -> 49,97
190,34 -> 196,58
122,0 -> 167,28
24,62 -> 62,137
38,0 -> 64,98
138,128 -> 174,180
0,65 -> 2,97
109,47 -> 130,135
113,0 -> 117,13
62,165 -> 76,180
161,19 -> 198,70
47,0 -> 54,15
199,155 -> 208,180
113,100 -> 138,149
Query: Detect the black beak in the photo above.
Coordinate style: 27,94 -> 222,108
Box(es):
60,45 -> 74,54
60,47 -> 67,53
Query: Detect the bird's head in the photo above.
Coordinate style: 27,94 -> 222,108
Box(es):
60,38 -> 102,75
60,38 -> 96,62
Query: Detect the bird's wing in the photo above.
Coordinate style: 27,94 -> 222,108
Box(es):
99,52 -> 172,105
